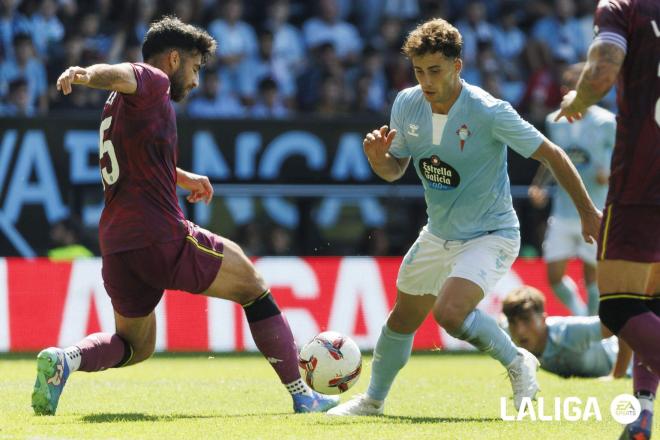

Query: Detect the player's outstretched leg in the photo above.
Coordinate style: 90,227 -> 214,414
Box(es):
203,238 -> 338,413
328,292 -> 433,416
327,324 -> 414,416
242,290 -> 339,413
619,354 -> 658,440
32,332 -> 134,415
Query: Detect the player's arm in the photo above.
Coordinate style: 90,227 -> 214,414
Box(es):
176,168 -> 213,205
531,139 -> 602,243
555,41 -> 625,122
56,63 -> 137,95
364,125 -> 410,182
528,164 -> 554,209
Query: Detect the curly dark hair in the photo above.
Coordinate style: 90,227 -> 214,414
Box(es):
142,16 -> 216,63
402,18 -> 462,59
502,286 -> 546,321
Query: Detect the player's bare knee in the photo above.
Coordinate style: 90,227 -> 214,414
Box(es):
128,341 -> 155,365
433,303 -> 466,335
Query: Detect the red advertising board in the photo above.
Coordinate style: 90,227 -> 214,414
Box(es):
0,257 -> 588,352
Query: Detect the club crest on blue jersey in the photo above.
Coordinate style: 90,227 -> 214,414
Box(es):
456,124 -> 471,151
419,155 -> 460,190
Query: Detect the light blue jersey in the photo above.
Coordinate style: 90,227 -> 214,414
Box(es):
389,81 -> 543,240
545,106 -> 615,219
541,316 -> 618,378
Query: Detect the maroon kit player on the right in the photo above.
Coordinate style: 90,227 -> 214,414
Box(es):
31,16 -> 338,416
556,1 -> 659,439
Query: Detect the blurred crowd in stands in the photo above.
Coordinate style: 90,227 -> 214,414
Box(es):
0,0 -> 614,127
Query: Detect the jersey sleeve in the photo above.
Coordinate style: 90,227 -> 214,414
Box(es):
491,100 -> 544,158
593,0 -> 630,53
565,316 -> 604,351
122,63 -> 170,109
388,91 -> 411,158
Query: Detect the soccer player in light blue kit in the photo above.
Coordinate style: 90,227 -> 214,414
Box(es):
502,286 -> 631,379
328,18 -> 602,416
528,63 -> 615,316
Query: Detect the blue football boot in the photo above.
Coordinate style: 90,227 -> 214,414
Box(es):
293,390 -> 339,413
31,347 -> 70,415
619,409 -> 653,440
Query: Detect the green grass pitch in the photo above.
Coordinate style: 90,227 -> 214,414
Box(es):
0,352 -> 654,439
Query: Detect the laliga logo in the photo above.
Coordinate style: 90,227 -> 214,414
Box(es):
500,397 -> 602,422
500,394 -> 641,423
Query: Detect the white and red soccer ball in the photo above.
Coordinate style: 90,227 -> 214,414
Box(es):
298,331 -> 362,395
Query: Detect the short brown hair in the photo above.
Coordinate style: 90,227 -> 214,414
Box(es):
502,286 -> 546,321
402,18 -> 462,59
142,16 -> 217,64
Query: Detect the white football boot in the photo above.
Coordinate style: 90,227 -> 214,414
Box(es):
507,348 -> 540,410
326,394 -> 384,416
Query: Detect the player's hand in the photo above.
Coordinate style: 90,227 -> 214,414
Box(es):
580,208 -> 602,244
56,66 -> 91,95
363,125 -> 397,163
177,170 -> 213,205
554,90 -> 586,123
528,185 -> 548,209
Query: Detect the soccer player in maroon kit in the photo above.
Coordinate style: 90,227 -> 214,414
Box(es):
556,1 -> 659,438
31,16 -> 338,416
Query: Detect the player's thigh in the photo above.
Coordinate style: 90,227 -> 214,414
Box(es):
435,233 -> 519,330
161,222 -> 266,305
598,260 -> 660,296
114,310 -> 156,365
396,227 -> 452,297
102,251 -> 164,319
202,238 -> 267,304
387,290 -> 436,334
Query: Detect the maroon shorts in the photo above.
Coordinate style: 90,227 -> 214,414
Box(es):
102,222 -> 224,317
598,203 -> 660,263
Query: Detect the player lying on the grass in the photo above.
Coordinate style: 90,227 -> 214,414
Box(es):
31,16 -> 338,416
502,286 -> 631,379
328,18 -> 601,417
528,62 -> 615,317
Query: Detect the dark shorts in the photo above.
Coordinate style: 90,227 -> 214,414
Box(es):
598,203 -> 660,263
102,222 -> 224,317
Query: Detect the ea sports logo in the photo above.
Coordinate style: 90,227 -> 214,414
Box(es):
610,394 -> 641,424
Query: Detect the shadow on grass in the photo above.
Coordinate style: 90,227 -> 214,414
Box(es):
80,413 -> 213,423
313,415 -> 503,425
385,415 -> 503,423
80,412 -> 291,423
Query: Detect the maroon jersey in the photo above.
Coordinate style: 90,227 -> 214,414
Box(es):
594,0 -> 660,205
98,63 -> 187,255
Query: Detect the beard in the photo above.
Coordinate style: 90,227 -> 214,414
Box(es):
169,67 -> 188,102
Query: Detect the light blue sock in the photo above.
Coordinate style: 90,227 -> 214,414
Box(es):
366,325 -> 414,401
586,282 -> 599,316
454,309 -> 518,367
551,276 -> 587,316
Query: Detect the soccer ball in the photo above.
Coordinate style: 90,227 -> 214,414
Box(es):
298,331 -> 362,395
